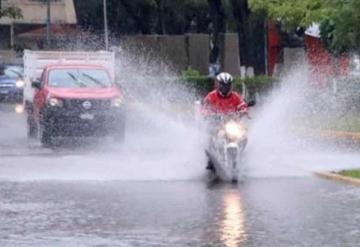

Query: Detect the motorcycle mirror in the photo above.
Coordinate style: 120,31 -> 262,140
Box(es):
247,100 -> 256,107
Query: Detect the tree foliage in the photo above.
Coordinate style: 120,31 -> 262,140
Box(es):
75,0 -> 210,35
0,5 -> 22,19
250,0 -> 360,53
250,0 -> 326,30
320,0 -> 360,53
74,0 -> 265,72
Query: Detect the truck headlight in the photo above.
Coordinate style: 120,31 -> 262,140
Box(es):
15,80 -> 25,88
48,97 -> 63,107
15,104 -> 24,114
224,121 -> 247,140
111,96 -> 123,107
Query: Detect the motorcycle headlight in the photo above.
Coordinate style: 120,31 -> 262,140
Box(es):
15,80 -> 25,88
48,97 -> 63,107
224,121 -> 247,140
111,96 -> 123,107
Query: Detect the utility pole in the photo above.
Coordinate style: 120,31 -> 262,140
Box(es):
103,0 -> 109,50
46,0 -> 51,49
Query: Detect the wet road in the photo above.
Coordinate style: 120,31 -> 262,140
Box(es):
1,106 -> 360,246
2,179 -> 360,246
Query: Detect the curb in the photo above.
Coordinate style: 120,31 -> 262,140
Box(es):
314,131 -> 360,141
294,129 -> 360,142
315,171 -> 360,186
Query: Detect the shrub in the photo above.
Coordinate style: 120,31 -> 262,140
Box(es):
183,75 -> 274,97
181,67 -> 274,98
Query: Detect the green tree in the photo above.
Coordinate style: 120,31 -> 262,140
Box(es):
250,0 -> 360,53
73,0 -> 266,72
74,0 -> 209,35
0,1 -> 22,19
250,0 -> 326,30
319,1 -> 360,53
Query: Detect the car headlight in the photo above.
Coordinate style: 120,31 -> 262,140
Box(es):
111,96 -> 123,107
224,121 -> 247,140
15,80 -> 25,88
48,97 -> 63,107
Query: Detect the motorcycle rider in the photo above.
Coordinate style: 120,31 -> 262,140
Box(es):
202,72 -> 249,172
202,72 -> 248,115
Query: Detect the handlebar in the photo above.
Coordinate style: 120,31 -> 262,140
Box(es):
203,112 -> 251,123
204,111 -> 249,119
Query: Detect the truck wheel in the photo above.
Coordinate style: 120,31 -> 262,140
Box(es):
27,115 -> 37,139
40,124 -> 53,147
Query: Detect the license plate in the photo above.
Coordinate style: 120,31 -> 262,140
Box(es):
80,113 -> 94,120
0,90 -> 9,94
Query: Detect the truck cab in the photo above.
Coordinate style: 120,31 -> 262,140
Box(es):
24,50 -> 125,146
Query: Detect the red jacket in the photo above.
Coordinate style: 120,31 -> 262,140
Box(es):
202,90 -> 248,115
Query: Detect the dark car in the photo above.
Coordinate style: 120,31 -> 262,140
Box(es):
0,64 -> 24,103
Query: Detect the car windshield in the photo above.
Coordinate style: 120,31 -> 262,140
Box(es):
1,65 -> 23,78
48,68 -> 112,88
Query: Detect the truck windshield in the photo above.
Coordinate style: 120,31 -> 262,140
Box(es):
48,68 -> 112,88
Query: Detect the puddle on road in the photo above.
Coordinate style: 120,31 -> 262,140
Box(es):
0,100 -> 206,182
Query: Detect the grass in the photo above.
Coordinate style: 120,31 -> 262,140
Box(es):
338,170 -> 360,179
323,115 -> 360,133
295,114 -> 360,133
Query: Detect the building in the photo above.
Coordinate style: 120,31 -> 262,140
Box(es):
304,23 -> 349,86
0,0 -> 76,51
267,22 -> 350,86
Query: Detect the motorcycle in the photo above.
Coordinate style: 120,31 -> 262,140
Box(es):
204,113 -> 249,182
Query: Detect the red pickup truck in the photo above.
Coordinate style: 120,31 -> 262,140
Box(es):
24,51 -> 125,146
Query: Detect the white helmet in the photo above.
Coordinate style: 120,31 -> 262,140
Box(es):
216,72 -> 233,96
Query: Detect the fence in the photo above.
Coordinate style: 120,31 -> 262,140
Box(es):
1,33 -> 241,74
119,33 -> 241,75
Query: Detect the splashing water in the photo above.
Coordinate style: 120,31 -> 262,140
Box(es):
4,33 -> 360,182
0,39 -> 208,181
245,64 -> 360,178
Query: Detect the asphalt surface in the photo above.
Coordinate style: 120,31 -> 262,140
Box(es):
1,105 -> 360,247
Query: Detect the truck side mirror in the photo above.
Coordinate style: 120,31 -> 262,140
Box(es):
31,80 -> 42,89
247,100 -> 256,107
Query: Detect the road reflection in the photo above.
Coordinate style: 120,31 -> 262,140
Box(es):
220,190 -> 247,247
